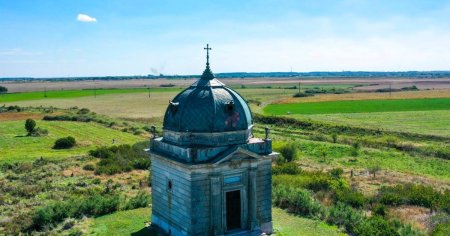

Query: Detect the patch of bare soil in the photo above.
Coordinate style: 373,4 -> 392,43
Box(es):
0,112 -> 44,121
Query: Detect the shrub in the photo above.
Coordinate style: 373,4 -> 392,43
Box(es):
334,189 -> 366,208
29,127 -> 49,137
77,108 -> 90,114
272,185 -> 324,218
0,85 -> 7,93
329,168 -> 344,179
293,92 -> 312,98
331,133 -> 338,143
377,184 -> 449,212
123,191 -> 151,210
278,142 -> 298,162
83,164 -> 95,171
273,162 -> 301,175
53,136 -> 76,149
351,142 -> 361,157
25,119 -> 36,134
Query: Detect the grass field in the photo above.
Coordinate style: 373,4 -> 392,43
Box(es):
300,110 -> 450,137
88,208 -> 151,236
0,119 -> 145,163
87,207 -> 344,236
264,97 -> 450,115
274,89 -> 450,104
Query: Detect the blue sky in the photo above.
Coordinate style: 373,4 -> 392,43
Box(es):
1,0 -> 450,77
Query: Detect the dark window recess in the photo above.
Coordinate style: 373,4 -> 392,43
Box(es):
168,180 -> 173,190
226,190 -> 241,231
225,101 -> 235,114
169,101 -> 179,114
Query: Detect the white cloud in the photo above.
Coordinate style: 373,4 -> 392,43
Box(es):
77,14 -> 97,23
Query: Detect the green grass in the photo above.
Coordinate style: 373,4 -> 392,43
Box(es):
0,87 -> 182,103
273,208 -> 345,236
264,98 -> 450,115
0,120 -> 145,163
88,208 -> 151,236
272,139 -> 450,181
300,110 -> 450,137
87,207 -> 344,236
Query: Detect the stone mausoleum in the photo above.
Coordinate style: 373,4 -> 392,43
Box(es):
149,45 -> 277,235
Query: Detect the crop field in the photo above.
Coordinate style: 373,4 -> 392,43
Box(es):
264,97 -> 450,115
0,119 -> 145,163
0,87 -> 181,103
274,88 -> 450,104
300,110 -> 450,137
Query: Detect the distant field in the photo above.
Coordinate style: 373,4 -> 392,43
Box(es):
3,88 -> 292,118
0,87 -> 181,103
300,110 -> 450,137
0,119 -> 145,163
264,98 -> 450,115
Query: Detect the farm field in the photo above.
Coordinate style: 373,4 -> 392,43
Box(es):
300,110 -> 450,137
0,87 -> 181,103
264,97 -> 450,115
2,88 -> 292,118
274,88 -> 450,104
0,119 -> 145,163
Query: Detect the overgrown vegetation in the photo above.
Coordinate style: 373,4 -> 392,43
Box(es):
88,142 -> 150,175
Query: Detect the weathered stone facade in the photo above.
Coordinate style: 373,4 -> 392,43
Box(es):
150,45 -> 277,235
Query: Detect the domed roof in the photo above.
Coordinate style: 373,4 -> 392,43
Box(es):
163,51 -> 252,134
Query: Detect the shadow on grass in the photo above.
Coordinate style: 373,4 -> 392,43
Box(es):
131,225 -> 165,236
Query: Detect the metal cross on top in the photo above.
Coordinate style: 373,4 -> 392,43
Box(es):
204,44 -> 212,67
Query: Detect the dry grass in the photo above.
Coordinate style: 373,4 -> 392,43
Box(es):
275,89 -> 450,104
5,92 -> 179,118
389,206 -> 432,232
0,112 -> 44,121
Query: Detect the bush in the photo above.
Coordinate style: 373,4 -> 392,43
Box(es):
293,92 -> 312,98
53,136 -> 76,149
77,108 -> 90,114
334,189 -> 366,208
25,119 -> 36,134
329,168 -> 344,179
273,162 -> 301,175
278,142 -> 298,162
29,127 -> 49,137
272,185 -> 324,218
0,85 -> 7,93
83,164 -> 95,171
31,194 -> 121,230
123,191 -> 151,210
377,184 -> 449,213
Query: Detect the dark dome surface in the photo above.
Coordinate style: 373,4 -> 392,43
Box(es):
163,65 -> 252,133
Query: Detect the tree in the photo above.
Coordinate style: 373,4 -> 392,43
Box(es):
351,142 -> 361,157
25,119 -> 36,135
331,133 -> 338,143
0,86 -> 7,94
279,142 -> 298,162
368,165 -> 381,178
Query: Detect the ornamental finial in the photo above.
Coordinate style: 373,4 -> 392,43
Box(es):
204,44 -> 212,68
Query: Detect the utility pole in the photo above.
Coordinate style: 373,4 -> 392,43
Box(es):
298,82 -> 301,94
389,83 -> 392,98
44,87 -> 47,98
148,86 -> 151,98
93,78 -> 97,98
